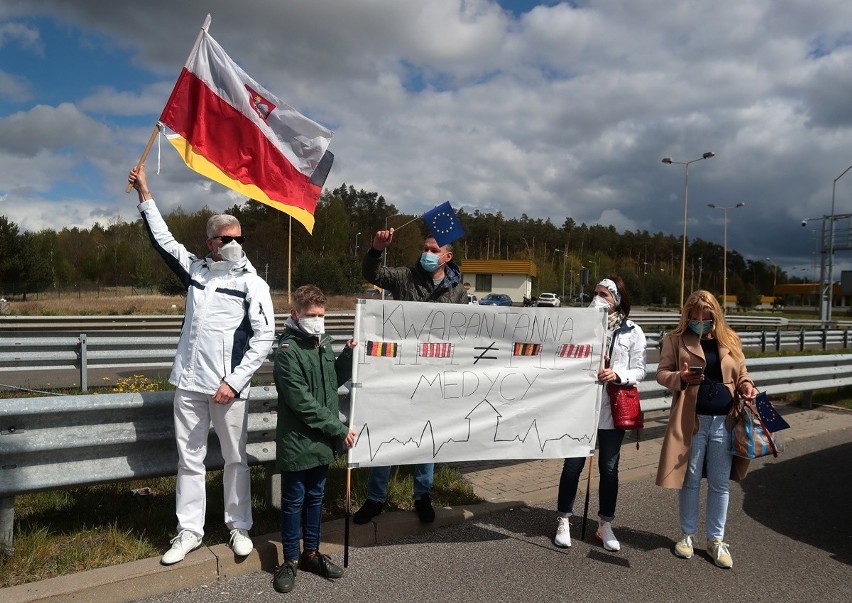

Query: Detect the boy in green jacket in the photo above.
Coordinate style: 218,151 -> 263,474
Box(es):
272,285 -> 356,594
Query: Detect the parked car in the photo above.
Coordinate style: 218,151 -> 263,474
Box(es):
467,293 -> 478,305
479,293 -> 513,307
536,292 -> 560,307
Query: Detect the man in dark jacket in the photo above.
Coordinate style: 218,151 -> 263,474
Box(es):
353,227 -> 466,525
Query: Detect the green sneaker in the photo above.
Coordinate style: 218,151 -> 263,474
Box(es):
708,539 -> 733,569
300,552 -> 344,579
674,533 -> 694,559
273,559 -> 298,593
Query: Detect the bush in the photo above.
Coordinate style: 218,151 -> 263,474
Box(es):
157,273 -> 185,296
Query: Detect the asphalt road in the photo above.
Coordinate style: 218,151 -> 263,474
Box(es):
137,428 -> 850,603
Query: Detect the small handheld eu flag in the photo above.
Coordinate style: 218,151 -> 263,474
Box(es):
422,201 -> 465,247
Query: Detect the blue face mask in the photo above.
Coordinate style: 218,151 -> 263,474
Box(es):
689,319 -> 713,335
419,251 -> 441,273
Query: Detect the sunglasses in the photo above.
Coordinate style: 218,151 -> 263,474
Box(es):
212,235 -> 245,244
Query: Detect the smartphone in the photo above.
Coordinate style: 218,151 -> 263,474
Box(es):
688,366 -> 703,375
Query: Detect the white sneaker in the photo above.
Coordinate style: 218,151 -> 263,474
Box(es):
554,515 -> 572,548
161,530 -> 202,565
708,539 -> 733,569
229,528 -> 253,557
595,521 -> 620,552
674,533 -> 694,559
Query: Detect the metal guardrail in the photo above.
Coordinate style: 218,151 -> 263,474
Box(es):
3,311 -> 850,333
0,385 -> 280,555
0,312 -> 355,332
0,330 -> 352,392
637,354 -> 852,406
1,312 -> 850,391
3,353 -> 852,555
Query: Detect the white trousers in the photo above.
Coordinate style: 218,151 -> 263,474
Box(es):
173,388 -> 253,537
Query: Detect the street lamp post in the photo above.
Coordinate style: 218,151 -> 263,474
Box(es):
765,257 -> 778,294
586,259 -> 597,283
827,164 -> 852,322
663,151 -> 716,308
554,248 -> 567,299
803,211 -> 852,322
381,215 -> 396,300
707,202 -> 745,313
354,232 -> 361,258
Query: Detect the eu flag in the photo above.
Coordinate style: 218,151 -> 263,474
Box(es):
423,201 -> 465,247
754,392 -> 790,432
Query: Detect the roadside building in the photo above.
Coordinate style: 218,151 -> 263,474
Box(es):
460,259 -> 537,306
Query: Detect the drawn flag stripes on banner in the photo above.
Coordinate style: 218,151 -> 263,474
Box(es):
367,341 -> 398,357
513,342 -> 541,356
558,344 -> 591,358
420,342 -> 453,358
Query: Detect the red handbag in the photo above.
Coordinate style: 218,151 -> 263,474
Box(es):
605,321 -> 643,431
606,382 -> 644,430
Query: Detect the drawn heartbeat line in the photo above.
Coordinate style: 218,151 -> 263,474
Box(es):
353,399 -> 595,461
473,341 -> 498,363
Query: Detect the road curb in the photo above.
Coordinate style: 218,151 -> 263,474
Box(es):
1,501 -> 522,603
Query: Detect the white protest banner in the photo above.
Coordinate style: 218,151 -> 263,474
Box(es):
348,299 -> 606,467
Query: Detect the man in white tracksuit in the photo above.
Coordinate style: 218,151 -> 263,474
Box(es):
129,166 -> 275,565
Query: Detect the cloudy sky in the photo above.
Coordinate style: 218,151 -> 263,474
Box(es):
2,0 -> 852,275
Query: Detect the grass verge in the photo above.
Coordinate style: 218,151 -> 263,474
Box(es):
0,459 -> 481,588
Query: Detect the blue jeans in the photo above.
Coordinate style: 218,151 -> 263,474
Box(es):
557,429 -> 625,521
280,465 -> 328,561
367,464 -> 434,502
679,414 -> 733,541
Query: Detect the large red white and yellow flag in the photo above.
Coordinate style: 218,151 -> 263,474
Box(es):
159,18 -> 333,233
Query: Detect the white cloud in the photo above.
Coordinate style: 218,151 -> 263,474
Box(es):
1,0 -> 852,272
0,69 -> 32,102
0,21 -> 42,54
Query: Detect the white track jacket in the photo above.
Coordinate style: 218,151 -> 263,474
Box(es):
139,199 -> 275,396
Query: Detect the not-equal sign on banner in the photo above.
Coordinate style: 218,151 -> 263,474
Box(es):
419,342 -> 453,358
557,344 -> 591,358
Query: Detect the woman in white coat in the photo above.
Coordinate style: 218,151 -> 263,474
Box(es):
553,276 -> 647,551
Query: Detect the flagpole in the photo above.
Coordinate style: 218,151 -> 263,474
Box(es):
125,14 -> 211,193
344,467 -> 351,567
581,455 -> 593,539
288,216 -> 292,305
345,302 -> 362,568
124,125 -> 161,193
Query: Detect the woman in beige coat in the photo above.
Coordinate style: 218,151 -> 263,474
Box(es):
656,291 -> 756,569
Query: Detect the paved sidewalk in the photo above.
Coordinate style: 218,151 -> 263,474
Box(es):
457,402 -> 852,505
5,402 -> 850,603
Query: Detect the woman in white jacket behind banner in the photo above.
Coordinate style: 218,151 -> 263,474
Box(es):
553,275 -> 647,551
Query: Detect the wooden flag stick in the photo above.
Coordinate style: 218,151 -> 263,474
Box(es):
344,467 -> 352,567
124,124 -> 161,193
126,15 -> 211,193
580,454 -> 594,539
388,215 -> 419,232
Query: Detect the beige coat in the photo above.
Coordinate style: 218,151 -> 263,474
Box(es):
655,330 -> 753,489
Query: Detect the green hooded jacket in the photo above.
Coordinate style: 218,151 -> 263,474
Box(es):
273,318 -> 354,472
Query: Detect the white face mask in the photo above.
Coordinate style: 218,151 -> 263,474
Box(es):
218,240 -> 243,262
589,295 -> 612,312
299,316 -> 325,335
